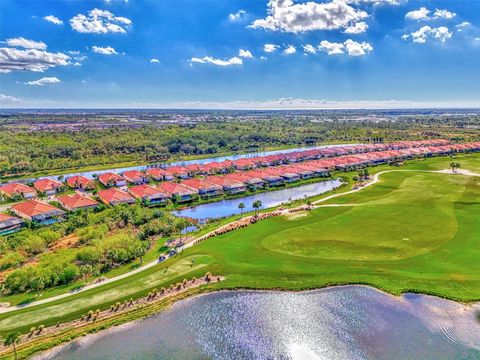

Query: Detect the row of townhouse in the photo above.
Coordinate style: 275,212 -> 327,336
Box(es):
0,140 -> 456,202
1,141 -> 479,234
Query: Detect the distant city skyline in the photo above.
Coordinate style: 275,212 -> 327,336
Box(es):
1,0 -> 480,109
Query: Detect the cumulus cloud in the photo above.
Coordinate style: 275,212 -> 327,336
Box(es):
283,45 -> 296,55
92,46 -> 118,55
25,76 -> 61,86
0,93 -> 21,104
302,44 -> 317,54
318,39 -> 372,55
190,56 -> 243,66
344,21 -> 368,34
150,58 -> 160,63
44,15 -> 63,25
249,0 -> 368,33
228,9 -> 247,22
344,39 -> 373,55
403,26 -> 452,43
405,7 -> 456,21
433,9 -> 456,20
0,47 -> 70,73
264,43 -> 280,53
5,37 -> 46,50
70,8 -> 132,34
238,49 -> 253,58
347,0 -> 400,5
318,40 -> 345,55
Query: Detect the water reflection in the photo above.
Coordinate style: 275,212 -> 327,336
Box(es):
173,179 -> 343,221
41,286 -> 480,360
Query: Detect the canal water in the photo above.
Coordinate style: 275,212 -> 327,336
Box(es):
173,179 -> 343,221
40,286 -> 480,360
22,144 -> 353,183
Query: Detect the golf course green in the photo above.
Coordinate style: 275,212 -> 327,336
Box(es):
1,155 -> 479,339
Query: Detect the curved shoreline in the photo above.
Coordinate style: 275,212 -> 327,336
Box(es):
29,284 -> 480,360
1,166 -> 479,358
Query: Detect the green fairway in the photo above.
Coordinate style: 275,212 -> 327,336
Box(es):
1,155 -> 479,337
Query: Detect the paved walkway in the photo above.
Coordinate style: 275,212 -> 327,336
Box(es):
1,168 -> 476,314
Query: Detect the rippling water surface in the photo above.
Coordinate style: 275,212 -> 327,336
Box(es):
40,286 -> 480,360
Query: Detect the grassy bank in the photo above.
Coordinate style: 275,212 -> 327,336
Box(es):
0,154 -> 478,354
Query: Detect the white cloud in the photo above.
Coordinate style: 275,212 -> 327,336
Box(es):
5,37 -> 47,50
190,56 -> 243,66
344,39 -> 373,55
264,43 -> 280,53
283,45 -> 296,55
0,47 -> 70,73
347,0 -> 400,5
318,40 -> 345,55
403,26 -> 452,43
405,7 -> 456,21
228,9 -> 247,22
433,9 -> 456,20
456,22 -> 471,29
25,76 -> 61,86
405,7 -> 430,20
150,58 -> 160,63
44,15 -> 63,25
344,21 -> 368,34
70,8 -> 132,34
249,0 -> 368,33
0,93 -> 21,104
302,44 -> 316,54
318,39 -> 372,56
92,46 -> 118,55
238,49 -> 253,58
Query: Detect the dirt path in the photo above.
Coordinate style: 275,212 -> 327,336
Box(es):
2,167 -> 477,314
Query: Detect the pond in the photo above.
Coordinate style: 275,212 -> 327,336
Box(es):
173,179 -> 343,221
40,286 -> 480,360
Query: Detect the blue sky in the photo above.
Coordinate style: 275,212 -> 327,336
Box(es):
0,0 -> 479,109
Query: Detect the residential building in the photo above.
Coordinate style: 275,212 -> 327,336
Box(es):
181,178 -> 223,197
0,213 -> 24,236
122,170 -> 147,185
57,193 -> 99,211
128,184 -> 168,205
65,175 -> 96,191
11,200 -> 66,225
0,183 -> 37,199
98,173 -> 127,187
33,178 -> 64,195
157,182 -> 198,202
205,175 -> 247,195
97,188 -> 136,206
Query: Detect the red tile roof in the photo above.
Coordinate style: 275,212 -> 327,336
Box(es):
66,175 -> 96,189
97,188 -> 135,205
98,172 -> 125,185
205,175 -> 244,187
157,181 -> 197,196
181,178 -> 221,191
0,183 -> 37,197
129,184 -> 167,199
12,200 -> 65,218
145,168 -> 168,179
122,170 -> 146,181
33,178 -> 63,192
57,194 -> 98,210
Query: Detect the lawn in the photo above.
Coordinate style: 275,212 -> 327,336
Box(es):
0,154 -> 479,337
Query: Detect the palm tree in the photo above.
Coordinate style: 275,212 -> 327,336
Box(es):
252,200 -> 262,216
4,332 -> 20,360
450,162 -> 457,173
238,202 -> 245,215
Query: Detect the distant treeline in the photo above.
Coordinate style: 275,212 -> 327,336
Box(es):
0,118 -> 478,177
